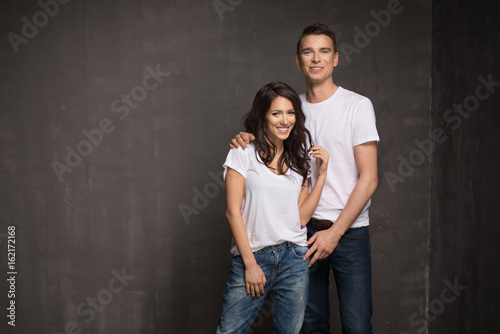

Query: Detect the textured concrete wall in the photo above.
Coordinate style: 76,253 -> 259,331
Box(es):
0,0 -> 431,333
430,1 -> 500,333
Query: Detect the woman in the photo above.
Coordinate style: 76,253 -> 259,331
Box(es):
216,82 -> 329,334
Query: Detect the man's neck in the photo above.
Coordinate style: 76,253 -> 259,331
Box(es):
306,80 -> 338,103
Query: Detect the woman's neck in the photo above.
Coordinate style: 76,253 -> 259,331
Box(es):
261,139 -> 287,174
274,142 -> 284,155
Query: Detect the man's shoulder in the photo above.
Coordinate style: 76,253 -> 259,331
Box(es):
338,87 -> 371,104
337,87 -> 375,115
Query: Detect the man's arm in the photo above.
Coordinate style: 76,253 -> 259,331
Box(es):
303,141 -> 378,267
229,132 -> 255,149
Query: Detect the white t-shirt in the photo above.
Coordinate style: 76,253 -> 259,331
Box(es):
223,143 -> 307,255
301,86 -> 379,228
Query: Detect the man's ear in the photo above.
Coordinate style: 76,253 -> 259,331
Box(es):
296,55 -> 302,69
333,52 -> 339,67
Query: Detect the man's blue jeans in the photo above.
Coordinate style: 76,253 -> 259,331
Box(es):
302,226 -> 373,334
217,242 -> 309,334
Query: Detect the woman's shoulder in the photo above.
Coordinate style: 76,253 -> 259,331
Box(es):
229,142 -> 256,156
225,143 -> 257,167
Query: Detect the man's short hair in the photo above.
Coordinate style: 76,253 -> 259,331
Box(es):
296,23 -> 337,55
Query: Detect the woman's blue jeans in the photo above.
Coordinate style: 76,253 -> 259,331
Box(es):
217,242 -> 309,334
301,226 -> 373,334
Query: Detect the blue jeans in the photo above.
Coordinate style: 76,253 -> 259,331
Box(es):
302,226 -> 373,334
217,242 -> 309,334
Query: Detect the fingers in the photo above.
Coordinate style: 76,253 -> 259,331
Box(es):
258,279 -> 266,297
308,252 -> 321,268
306,233 -> 317,246
245,267 -> 266,299
250,283 -> 256,298
306,242 -> 327,267
237,132 -> 249,149
230,138 -> 240,149
249,282 -> 265,298
237,137 -> 247,149
230,132 -> 253,149
309,146 -> 329,173
309,146 -> 329,160
303,235 -> 317,261
303,246 -> 316,261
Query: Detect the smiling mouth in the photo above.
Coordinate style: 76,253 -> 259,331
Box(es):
310,67 -> 323,72
277,127 -> 290,133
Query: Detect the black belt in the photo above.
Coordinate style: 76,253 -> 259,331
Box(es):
308,218 -> 334,230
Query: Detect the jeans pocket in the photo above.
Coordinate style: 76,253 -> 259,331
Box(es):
291,245 -> 308,259
231,255 -> 243,262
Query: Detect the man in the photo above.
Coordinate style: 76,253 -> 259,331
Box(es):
230,23 -> 379,334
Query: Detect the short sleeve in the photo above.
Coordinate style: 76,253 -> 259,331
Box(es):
352,98 -> 380,147
223,147 -> 249,180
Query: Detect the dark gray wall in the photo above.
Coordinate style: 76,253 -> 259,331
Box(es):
430,1 -> 500,333
0,0 -> 432,333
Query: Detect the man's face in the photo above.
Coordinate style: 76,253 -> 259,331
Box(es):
296,34 -> 338,84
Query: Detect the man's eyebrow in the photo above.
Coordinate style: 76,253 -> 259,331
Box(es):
301,47 -> 332,51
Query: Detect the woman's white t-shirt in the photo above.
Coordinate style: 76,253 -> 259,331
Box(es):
223,143 -> 307,255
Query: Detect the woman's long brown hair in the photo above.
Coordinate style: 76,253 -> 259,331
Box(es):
243,82 -> 312,184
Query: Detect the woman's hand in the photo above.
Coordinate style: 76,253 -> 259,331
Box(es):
244,262 -> 266,298
309,145 -> 329,176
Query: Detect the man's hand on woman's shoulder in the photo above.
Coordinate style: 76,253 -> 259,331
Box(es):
229,132 -> 255,149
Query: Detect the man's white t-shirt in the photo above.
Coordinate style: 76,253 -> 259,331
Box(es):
223,143 -> 307,255
301,86 -> 379,228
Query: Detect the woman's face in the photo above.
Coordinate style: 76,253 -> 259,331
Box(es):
265,96 -> 296,146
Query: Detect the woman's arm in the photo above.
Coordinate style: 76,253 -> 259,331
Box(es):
225,168 -> 266,298
297,145 -> 329,226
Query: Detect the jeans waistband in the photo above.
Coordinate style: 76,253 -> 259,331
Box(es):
254,241 -> 295,254
307,224 -> 369,236
344,225 -> 369,235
